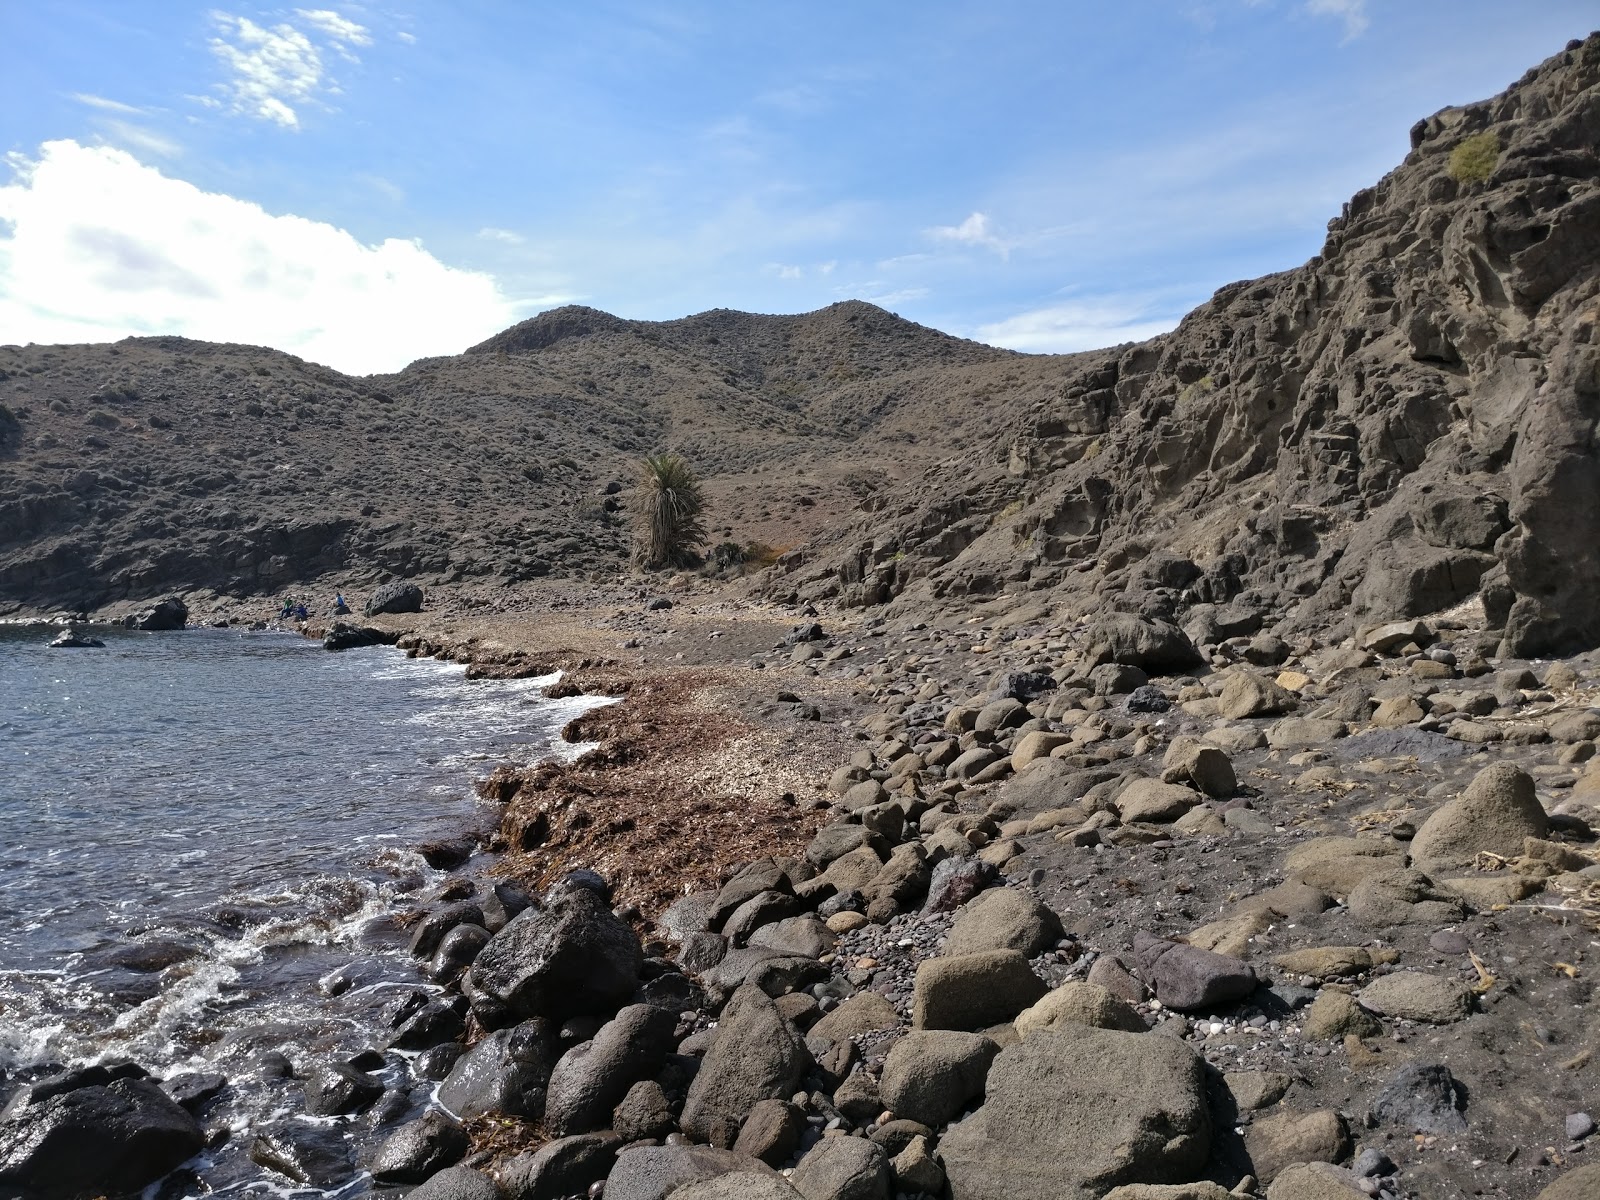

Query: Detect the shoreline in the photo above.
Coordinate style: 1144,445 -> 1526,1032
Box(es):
7,581 -> 1600,1199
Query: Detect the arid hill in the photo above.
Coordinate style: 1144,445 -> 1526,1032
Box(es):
0,302 -> 1067,612
4,32 -> 1600,663
775,33 -> 1600,659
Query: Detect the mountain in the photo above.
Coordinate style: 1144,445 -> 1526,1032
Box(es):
773,31 -> 1600,658
0,302 -> 1044,611
3,30 -> 1599,662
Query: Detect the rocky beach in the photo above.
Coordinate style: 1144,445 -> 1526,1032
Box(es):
3,26 -> 1600,1200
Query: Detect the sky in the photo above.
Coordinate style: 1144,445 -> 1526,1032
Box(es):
0,2 -> 1595,375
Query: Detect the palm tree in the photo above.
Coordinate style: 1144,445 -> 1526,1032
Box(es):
631,452 -> 706,567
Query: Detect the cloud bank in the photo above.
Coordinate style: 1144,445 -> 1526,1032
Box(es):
977,300 -> 1178,354
0,140 -> 517,375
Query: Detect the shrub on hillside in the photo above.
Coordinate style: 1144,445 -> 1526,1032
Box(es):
1448,131 -> 1500,184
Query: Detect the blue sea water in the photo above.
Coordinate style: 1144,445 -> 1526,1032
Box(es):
0,623 -> 605,1193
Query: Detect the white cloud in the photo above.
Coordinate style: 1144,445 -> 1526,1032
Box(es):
926,211 -> 1010,257
206,9 -> 371,127
209,15 -> 323,127
71,93 -> 147,115
294,9 -> 372,47
478,226 -> 525,244
1305,0 -> 1368,40
397,30 -> 417,44
0,140 -> 518,375
976,300 -> 1178,354
767,263 -> 804,280
100,120 -> 183,159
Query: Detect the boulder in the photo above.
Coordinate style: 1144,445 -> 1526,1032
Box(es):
733,1099 -> 805,1166
1116,779 -> 1203,824
545,1003 -> 678,1135
942,887 -> 1063,958
1244,1110 -> 1351,1185
1347,868 -> 1465,928
1160,738 -> 1236,798
912,950 -> 1048,1030
405,1165 -> 501,1200
1133,932 -> 1257,1011
437,1018 -> 559,1121
0,1078 -> 204,1200
133,596 -> 188,630
807,991 -> 901,1048
468,885 -> 642,1021
939,1025 -> 1211,1200
302,1061 -> 383,1116
790,1135 -> 892,1200
497,1132 -> 621,1199
604,1144 -> 786,1200
1264,1162 -> 1368,1199
1536,1164 -> 1600,1200
1300,992 -> 1383,1041
1409,762 -> 1548,872
1357,972 -> 1473,1024
680,985 -> 810,1145
1084,614 -> 1204,673
1218,672 -> 1297,719
1370,1062 -> 1467,1133
1014,981 -> 1147,1036
367,1111 -> 470,1185
613,1080 -> 676,1142
878,1030 -> 999,1127
365,581 -> 424,615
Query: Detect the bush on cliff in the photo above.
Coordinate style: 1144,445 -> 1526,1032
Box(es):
1448,131 -> 1499,183
631,453 -> 706,568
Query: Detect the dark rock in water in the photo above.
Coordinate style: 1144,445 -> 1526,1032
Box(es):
468,885 -> 643,1022
389,998 -> 468,1051
413,1043 -> 465,1081
131,597 -> 188,631
408,902 -> 485,959
924,857 -> 996,914
162,1072 -> 227,1113
96,939 -> 201,973
419,836 -> 477,871
246,1050 -> 295,1080
1372,1062 -> 1468,1133
1124,684 -> 1172,714
322,621 -> 396,651
302,1061 -> 383,1116
437,1018 -> 559,1121
249,1120 -> 356,1186
0,1077 -> 204,1200
498,1132 -> 622,1199
430,923 -> 492,983
405,1165 -> 502,1200
367,1087 -> 412,1127
364,581 -> 424,616
481,880 -> 535,933
545,1003 -> 679,1136
47,629 -> 104,648
23,1060 -> 147,1106
988,670 -> 1057,702
368,1110 -> 470,1185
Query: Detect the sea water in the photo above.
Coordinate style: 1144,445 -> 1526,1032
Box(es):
0,623 -> 606,1192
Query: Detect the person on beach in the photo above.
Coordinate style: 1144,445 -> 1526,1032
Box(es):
333,593 -> 350,615
280,598 -> 293,619
294,602 -> 309,621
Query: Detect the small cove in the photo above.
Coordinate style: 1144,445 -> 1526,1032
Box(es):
0,622 -> 608,1193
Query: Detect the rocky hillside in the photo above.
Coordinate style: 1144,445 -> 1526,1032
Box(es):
774,33 -> 1600,660
0,303 -> 1056,612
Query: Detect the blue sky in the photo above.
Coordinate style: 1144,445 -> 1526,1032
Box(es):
1,2 -> 1595,373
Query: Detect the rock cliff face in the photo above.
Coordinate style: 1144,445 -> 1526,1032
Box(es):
775,33 -> 1600,657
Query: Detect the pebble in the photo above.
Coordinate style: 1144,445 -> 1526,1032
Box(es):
1567,1112 -> 1595,1140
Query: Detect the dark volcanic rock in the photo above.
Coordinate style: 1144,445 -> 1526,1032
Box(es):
323,621 -> 395,650
249,1121 -> 355,1187
368,1110 -> 470,1185
1372,1062 -> 1468,1133
365,581 -> 424,616
0,1078 -> 203,1200
1084,615 -> 1204,673
437,1018 -> 559,1121
544,1003 -> 678,1136
467,884 -> 643,1022
132,596 -> 188,630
